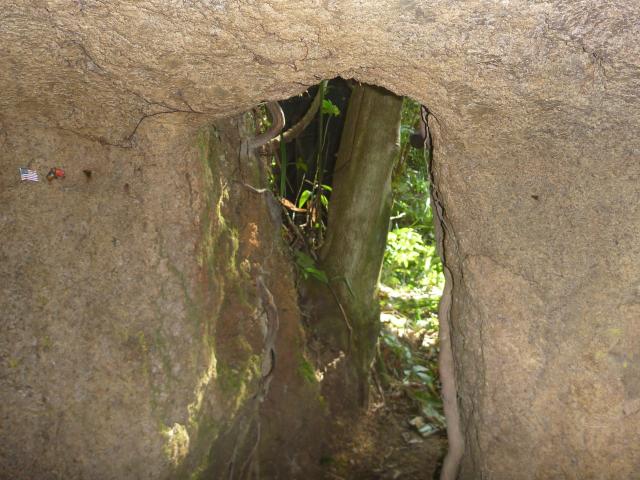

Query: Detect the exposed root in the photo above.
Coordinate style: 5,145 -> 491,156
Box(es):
424,106 -> 464,480
435,264 -> 463,480
226,272 -> 279,480
247,102 -> 285,151
263,86 -> 323,153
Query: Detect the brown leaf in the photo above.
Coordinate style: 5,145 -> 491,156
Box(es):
280,197 -> 306,213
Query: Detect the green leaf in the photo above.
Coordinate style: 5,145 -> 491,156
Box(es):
295,158 -> 308,172
295,250 -> 314,268
298,190 -> 312,208
416,372 -> 433,383
321,99 -> 340,117
306,267 -> 329,284
418,424 -> 438,436
294,251 -> 328,284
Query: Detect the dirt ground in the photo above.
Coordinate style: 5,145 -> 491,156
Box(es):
325,390 -> 447,480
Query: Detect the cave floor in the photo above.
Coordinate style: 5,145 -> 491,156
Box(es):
325,389 -> 446,479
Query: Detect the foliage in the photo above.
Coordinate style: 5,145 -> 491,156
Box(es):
298,184 -> 331,210
378,319 -> 445,431
377,97 -> 445,433
383,228 -> 441,291
321,98 -> 341,117
259,87 -> 446,431
294,250 -> 328,284
258,81 -> 344,282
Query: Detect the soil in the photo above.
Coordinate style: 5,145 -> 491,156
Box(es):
326,390 -> 447,480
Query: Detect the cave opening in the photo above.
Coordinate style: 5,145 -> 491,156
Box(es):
248,78 -> 452,479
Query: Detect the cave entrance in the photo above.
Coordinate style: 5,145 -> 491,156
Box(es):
251,79 -> 448,478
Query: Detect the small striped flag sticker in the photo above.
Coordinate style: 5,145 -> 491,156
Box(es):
19,168 -> 39,182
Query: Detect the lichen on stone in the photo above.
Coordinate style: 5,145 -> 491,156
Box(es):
161,423 -> 190,467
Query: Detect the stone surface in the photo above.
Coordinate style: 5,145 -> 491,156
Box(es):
0,110 -> 325,479
1,1 -> 640,478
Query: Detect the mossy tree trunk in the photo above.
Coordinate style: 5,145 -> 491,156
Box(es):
311,84 -> 403,407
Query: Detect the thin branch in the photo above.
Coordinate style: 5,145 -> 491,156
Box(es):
263,88 -> 323,153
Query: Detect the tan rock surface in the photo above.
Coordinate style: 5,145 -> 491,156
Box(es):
1,1 -> 639,478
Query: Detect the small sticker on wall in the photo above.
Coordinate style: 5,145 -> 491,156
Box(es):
19,167 -> 39,182
46,167 -> 65,181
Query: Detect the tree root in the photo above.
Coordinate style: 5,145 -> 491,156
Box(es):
226,272 -> 279,480
247,102 -> 285,151
424,106 -> 464,480
263,85 -> 323,153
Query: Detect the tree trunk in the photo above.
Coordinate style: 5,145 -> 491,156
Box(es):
309,84 -> 403,408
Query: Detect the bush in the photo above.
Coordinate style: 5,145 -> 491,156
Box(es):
377,97 -> 445,432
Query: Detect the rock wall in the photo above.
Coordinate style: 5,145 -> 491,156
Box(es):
2,1 -> 640,478
0,110 -> 326,479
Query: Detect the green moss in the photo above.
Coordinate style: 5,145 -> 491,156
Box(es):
319,455 -> 335,466
158,120 -> 262,480
137,331 -> 149,353
189,466 -> 206,480
217,351 -> 261,414
608,327 -> 623,338
184,417 -> 220,480
161,423 -> 190,466
187,347 -> 217,430
136,331 -> 153,380
196,126 -> 224,274
128,329 -> 166,419
194,124 -> 241,321
225,227 -> 240,278
317,394 -> 328,410
217,363 -> 243,394
298,354 -> 318,384
153,329 -> 175,380
40,335 -> 52,351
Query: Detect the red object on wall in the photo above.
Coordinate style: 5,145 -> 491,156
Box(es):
47,167 -> 65,181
